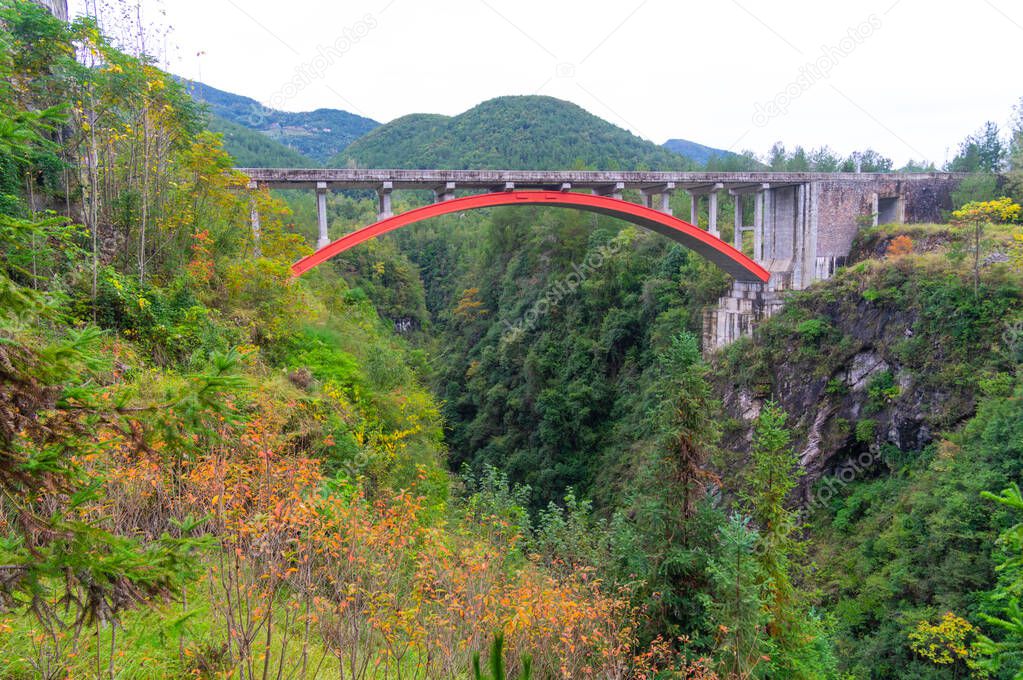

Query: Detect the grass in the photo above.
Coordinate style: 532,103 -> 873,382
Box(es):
0,582 -> 222,678
857,221 -> 1020,255
0,563 -> 419,679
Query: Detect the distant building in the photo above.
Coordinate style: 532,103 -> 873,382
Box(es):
30,0 -> 68,21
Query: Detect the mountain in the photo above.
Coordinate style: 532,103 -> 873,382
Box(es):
183,81 -> 748,171
332,95 -> 699,170
206,116 -> 317,168
663,137 -> 750,166
180,78 -> 379,164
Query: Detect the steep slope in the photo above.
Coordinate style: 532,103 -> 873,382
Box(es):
207,115 -> 316,167
333,95 -> 698,170
712,225 -> 1022,491
181,78 -> 379,163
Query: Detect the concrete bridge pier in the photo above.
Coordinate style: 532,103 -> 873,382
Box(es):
709,192 -> 718,236
687,183 -> 723,236
641,182 -> 676,215
730,183 -> 768,256
593,181 -> 625,201
316,181 -> 330,249
434,182 -> 456,202
247,180 -> 262,257
377,181 -> 393,220
703,279 -> 785,350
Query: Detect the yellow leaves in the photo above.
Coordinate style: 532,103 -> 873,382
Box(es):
453,287 -> 489,322
909,611 -> 982,671
76,383 -> 641,678
952,197 -> 1023,225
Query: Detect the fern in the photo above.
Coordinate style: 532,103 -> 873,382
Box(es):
472,632 -> 532,680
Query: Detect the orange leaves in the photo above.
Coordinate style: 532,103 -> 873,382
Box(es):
80,388 -> 648,678
886,234 -> 913,258
186,228 -> 215,284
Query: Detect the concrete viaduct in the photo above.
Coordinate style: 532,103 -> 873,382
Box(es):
239,168 -> 962,349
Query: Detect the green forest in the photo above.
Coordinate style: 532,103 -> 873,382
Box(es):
2,1 -> 1023,678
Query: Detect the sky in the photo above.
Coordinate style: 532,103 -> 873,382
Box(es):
67,0 -> 1023,167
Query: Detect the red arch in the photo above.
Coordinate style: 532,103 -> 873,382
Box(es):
291,190 -> 770,282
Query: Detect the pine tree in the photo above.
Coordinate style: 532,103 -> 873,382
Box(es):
707,514 -> 774,679
975,484 -> 1023,677
744,402 -> 803,623
621,332 -> 725,639
657,332 -> 720,522
742,402 -> 838,678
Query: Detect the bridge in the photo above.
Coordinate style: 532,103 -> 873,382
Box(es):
240,168 -> 963,349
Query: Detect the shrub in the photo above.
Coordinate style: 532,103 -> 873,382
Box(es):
866,372 -> 899,413
855,419 -> 876,444
826,378 -> 849,396
886,235 -> 913,258
796,318 -> 831,343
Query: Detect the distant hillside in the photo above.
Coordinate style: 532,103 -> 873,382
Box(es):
333,95 -> 697,170
207,116 -> 316,168
663,138 -> 754,167
180,78 -> 379,164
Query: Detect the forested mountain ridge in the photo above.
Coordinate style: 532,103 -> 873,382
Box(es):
333,94 -> 702,169
663,137 -> 756,167
5,1 -> 1023,678
182,82 -> 750,171
206,114 -> 318,167
181,77 -> 379,163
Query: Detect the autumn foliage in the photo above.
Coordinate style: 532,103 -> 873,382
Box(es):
885,235 -> 913,258
88,393 -> 684,679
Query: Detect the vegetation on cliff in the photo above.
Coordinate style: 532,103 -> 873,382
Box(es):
4,1 -> 1023,677
0,4 -> 686,677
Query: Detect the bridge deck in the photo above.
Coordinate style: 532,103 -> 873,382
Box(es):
239,168 -> 961,190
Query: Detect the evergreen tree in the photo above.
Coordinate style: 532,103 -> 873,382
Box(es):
767,142 -> 788,170
975,483 -> 1023,677
707,514 -> 774,679
617,332 -> 725,640
743,402 -> 837,679
1007,97 -> 1023,204
949,121 -> 1005,173
744,403 -> 803,622
657,332 -> 721,522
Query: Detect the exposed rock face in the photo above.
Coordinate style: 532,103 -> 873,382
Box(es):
846,349 -> 889,392
714,287 -> 979,504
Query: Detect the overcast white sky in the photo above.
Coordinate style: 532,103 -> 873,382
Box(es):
68,0 -> 1023,166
